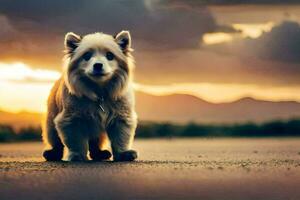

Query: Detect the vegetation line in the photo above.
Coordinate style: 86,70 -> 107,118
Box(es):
1,119 -> 300,142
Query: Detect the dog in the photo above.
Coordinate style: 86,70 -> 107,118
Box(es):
42,30 -> 138,162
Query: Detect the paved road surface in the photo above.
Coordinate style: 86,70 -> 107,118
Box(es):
0,138 -> 300,200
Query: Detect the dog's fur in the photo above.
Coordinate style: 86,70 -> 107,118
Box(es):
42,31 -> 138,161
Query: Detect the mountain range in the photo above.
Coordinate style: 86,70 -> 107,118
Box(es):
136,92 -> 300,123
1,91 -> 300,129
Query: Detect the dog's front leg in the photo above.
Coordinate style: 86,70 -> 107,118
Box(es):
107,116 -> 138,161
54,112 -> 88,161
89,137 -> 112,161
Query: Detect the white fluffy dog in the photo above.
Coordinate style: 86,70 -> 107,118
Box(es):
42,30 -> 138,162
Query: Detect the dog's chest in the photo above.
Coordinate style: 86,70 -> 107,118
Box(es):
96,101 -> 112,129
98,108 -> 108,126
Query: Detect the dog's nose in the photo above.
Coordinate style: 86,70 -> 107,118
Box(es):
93,63 -> 103,74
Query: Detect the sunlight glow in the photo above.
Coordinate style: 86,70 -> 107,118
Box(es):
232,22 -> 274,38
202,32 -> 233,45
0,62 -> 60,113
202,22 -> 274,45
0,62 -> 60,82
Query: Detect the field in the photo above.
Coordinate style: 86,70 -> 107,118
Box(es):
1,138 -> 300,200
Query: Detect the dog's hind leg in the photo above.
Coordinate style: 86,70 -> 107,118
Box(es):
42,113 -> 64,161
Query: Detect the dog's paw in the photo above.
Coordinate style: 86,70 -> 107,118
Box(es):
114,150 -> 138,162
43,148 -> 63,161
67,152 -> 87,162
90,150 -> 112,161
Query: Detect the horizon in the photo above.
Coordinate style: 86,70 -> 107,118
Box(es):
1,87 -> 300,114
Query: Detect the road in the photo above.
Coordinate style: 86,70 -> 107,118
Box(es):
0,138 -> 300,200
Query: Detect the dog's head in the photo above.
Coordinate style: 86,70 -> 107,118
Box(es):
63,31 -> 134,100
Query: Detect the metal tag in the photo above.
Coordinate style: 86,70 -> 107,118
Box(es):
99,104 -> 105,112
99,96 -> 105,113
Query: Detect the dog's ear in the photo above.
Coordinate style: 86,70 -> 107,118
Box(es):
64,32 -> 82,54
115,30 -> 131,52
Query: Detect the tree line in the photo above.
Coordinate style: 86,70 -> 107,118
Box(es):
1,119 -> 300,142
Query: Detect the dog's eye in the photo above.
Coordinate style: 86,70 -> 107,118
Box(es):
82,51 -> 93,61
106,51 -> 115,61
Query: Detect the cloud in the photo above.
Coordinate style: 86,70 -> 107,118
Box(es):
0,0 -> 245,75
0,62 -> 60,83
163,0 -> 300,6
0,1 -> 218,47
251,21 -> 300,62
206,20 -> 300,63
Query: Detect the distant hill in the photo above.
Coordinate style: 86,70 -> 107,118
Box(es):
135,92 -> 300,123
1,92 -> 300,129
0,110 -> 42,130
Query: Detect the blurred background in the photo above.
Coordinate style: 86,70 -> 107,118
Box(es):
1,0 -> 300,141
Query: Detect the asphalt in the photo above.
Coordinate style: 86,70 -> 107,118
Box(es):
1,138 -> 300,200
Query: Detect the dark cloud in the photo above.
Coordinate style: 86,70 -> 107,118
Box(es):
251,21 -> 300,63
163,0 -> 300,6
207,20 -> 300,63
0,0 -> 241,70
0,0 -> 252,73
0,0 -> 226,50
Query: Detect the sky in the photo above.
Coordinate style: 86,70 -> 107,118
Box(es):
0,0 -> 300,112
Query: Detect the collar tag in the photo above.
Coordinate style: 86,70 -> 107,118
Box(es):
99,104 -> 105,112
99,96 -> 105,113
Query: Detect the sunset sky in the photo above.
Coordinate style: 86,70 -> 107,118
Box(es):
0,0 -> 300,113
